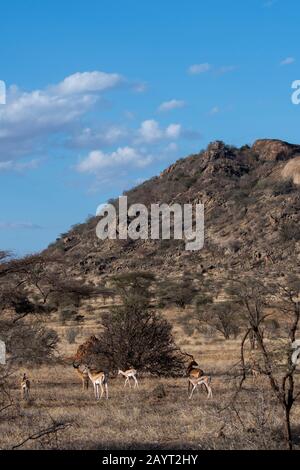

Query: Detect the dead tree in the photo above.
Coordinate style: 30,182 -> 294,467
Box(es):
228,273 -> 300,450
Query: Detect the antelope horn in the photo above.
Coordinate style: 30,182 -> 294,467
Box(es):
181,350 -> 194,360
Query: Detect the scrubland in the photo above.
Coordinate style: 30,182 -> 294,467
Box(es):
1,315 -> 299,450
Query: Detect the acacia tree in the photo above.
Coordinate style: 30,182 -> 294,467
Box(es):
228,272 -> 300,450
0,252 -> 109,364
195,301 -> 241,339
0,254 -> 60,367
95,271 -> 184,375
109,271 -> 155,302
157,272 -> 198,309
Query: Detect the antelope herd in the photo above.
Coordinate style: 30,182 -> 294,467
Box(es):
20,354 -> 213,402
72,357 -> 212,400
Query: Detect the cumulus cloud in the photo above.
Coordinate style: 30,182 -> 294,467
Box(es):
165,123 -> 181,139
138,120 -> 162,142
77,146 -> 153,173
188,63 -> 211,75
137,119 -> 181,143
0,71 -> 197,188
158,99 -> 186,112
69,125 -> 128,149
0,71 -> 124,162
53,71 -> 123,95
280,57 -> 295,66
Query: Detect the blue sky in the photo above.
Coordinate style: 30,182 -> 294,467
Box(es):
0,0 -> 299,255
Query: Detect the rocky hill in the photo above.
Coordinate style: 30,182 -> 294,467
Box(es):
45,139 -> 300,281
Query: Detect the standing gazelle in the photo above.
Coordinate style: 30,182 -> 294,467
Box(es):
73,362 -> 89,390
188,376 -> 212,399
21,373 -> 30,400
185,354 -> 204,394
83,366 -> 109,400
118,369 -> 139,388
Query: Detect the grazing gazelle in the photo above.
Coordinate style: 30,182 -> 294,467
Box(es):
73,362 -> 89,390
118,369 -> 139,388
21,373 -> 30,400
83,366 -> 109,400
188,375 -> 212,399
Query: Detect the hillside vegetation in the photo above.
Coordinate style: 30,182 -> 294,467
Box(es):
45,139 -> 300,280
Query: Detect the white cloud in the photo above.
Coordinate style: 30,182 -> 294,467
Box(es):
188,63 -> 237,76
158,99 -> 186,112
0,80 -> 6,104
280,57 -> 295,66
166,123 -> 181,139
188,63 -> 211,75
0,159 -> 39,172
138,120 -> 163,142
77,146 -> 153,173
53,71 -> 123,95
71,119 -> 183,150
69,125 -> 128,149
137,119 -> 181,143
0,71 -> 124,161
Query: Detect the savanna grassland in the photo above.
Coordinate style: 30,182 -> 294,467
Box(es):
1,308 -> 300,451
1,139 -> 300,450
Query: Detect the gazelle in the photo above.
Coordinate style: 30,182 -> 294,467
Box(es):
118,369 -> 138,388
21,373 -> 30,400
73,362 -> 89,390
188,375 -> 212,399
83,366 -> 109,400
185,354 -> 204,394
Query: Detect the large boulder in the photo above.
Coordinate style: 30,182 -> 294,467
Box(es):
282,156 -> 300,185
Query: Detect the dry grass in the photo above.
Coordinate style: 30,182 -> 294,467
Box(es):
1,307 -> 300,450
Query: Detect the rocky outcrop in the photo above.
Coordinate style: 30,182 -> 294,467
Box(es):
252,139 -> 300,162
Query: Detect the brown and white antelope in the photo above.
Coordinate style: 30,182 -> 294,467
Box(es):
83,366 -> 109,400
21,373 -> 30,400
118,369 -> 138,388
185,354 -> 204,393
188,375 -> 212,399
73,362 -> 89,390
